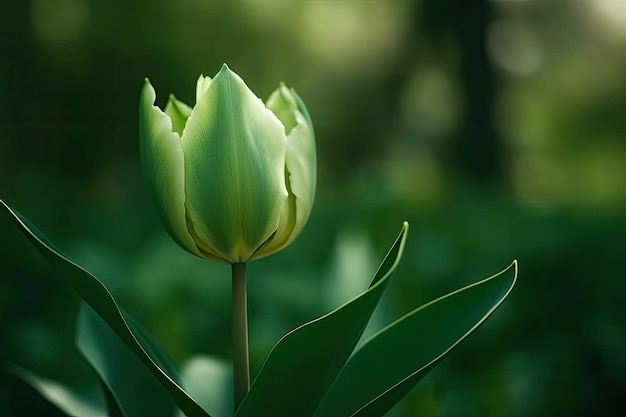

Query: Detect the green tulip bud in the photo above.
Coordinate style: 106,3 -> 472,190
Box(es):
139,64 -> 316,264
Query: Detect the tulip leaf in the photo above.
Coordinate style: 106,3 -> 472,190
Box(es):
314,261 -> 518,417
77,303 -> 176,417
100,378 -> 127,417
8,365 -> 109,417
0,200 -> 211,417
235,222 -> 409,417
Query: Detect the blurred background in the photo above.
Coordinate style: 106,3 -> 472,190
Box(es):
1,0 -> 625,416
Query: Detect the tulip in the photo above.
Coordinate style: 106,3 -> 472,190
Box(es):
139,64 -> 316,264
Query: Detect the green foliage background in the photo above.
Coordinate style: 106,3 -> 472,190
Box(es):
1,0 -> 625,416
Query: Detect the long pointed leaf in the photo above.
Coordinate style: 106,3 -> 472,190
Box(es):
10,358 -> 127,417
0,200 -> 210,417
8,365 -> 108,417
235,222 -> 409,417
77,303 -> 176,417
314,261 -> 518,417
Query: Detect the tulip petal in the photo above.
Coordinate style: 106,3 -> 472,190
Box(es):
196,75 -> 212,104
289,88 -> 317,217
265,83 -> 298,134
139,79 -> 202,257
285,105 -> 316,238
257,87 -> 316,258
164,94 -> 192,136
181,65 -> 288,263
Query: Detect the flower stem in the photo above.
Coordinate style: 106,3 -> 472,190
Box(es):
231,262 -> 250,410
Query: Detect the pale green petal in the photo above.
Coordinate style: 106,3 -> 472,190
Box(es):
164,94 -> 192,136
252,179 -> 297,260
139,79 -> 201,257
289,88 -> 317,212
181,65 -> 288,263
255,88 -> 316,259
265,83 -> 298,134
196,74 -> 212,105
285,107 -> 316,236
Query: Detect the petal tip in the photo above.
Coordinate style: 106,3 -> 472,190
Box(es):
140,79 -> 157,107
215,63 -> 240,83
218,63 -> 232,76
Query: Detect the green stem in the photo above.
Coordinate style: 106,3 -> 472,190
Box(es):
231,262 -> 250,410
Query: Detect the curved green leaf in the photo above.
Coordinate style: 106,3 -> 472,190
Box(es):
101,374 -> 127,417
314,261 -> 518,417
77,303 -> 176,417
8,365 -> 108,417
235,222 -> 409,417
0,200 -> 210,417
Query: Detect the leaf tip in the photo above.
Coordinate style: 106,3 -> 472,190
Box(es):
0,199 -> 12,213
